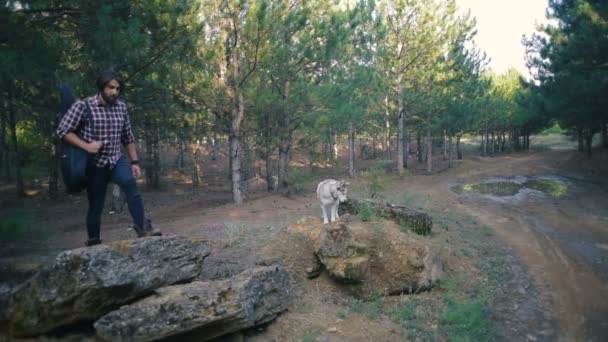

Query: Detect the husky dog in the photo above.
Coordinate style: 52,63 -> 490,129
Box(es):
316,179 -> 349,224
109,183 -> 125,215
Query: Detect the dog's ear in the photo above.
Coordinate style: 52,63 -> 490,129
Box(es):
340,180 -> 350,187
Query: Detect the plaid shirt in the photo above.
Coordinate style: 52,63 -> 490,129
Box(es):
56,95 -> 135,168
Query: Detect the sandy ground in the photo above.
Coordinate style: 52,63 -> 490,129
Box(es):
1,148 -> 607,341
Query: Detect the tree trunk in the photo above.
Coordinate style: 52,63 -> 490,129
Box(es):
447,129 -> 453,168
1,96 -> 12,182
417,130 -> 423,163
456,134 -> 462,160
211,131 -> 218,161
490,131 -> 496,155
577,129 -> 584,152
371,133 -> 377,159
426,114 -> 432,173
48,137 -> 60,199
278,143 -> 289,191
7,82 -> 24,195
584,131 -> 593,159
483,125 -> 489,156
191,140 -> 202,192
230,91 -> 245,204
348,122 -> 355,177
442,130 -> 448,161
384,95 -> 391,160
146,126 -> 161,190
332,129 -> 338,160
265,151 -> 275,192
397,81 -> 407,174
177,135 -> 185,171
278,80 -> 292,192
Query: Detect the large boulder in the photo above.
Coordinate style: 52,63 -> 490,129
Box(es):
315,220 -> 370,282
357,219 -> 443,294
9,236 -> 210,337
284,216 -> 443,295
94,266 -> 290,342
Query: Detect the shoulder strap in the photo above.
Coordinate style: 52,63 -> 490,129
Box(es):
83,99 -> 93,130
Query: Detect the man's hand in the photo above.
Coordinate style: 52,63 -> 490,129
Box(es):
132,164 -> 142,178
86,141 -> 103,154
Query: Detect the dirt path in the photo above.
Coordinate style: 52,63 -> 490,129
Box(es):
427,150 -> 608,341
1,149 -> 607,341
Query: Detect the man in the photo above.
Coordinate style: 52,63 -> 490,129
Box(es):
56,70 -> 161,246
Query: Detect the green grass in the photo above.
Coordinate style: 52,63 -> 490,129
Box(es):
348,291 -> 385,320
224,223 -> 247,246
301,326 -> 323,342
288,167 -> 317,194
391,300 -> 433,341
440,296 -> 495,342
438,273 -> 466,291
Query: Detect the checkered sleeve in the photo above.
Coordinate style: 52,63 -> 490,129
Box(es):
121,106 -> 135,145
56,100 -> 85,140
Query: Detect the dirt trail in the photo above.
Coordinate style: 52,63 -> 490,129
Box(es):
427,151 -> 608,341
1,149 -> 607,341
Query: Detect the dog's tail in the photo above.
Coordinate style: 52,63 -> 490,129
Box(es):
316,180 -> 324,198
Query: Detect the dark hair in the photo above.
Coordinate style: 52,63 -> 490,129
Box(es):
96,70 -> 124,92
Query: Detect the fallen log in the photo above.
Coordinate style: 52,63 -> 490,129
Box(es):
339,198 -> 432,235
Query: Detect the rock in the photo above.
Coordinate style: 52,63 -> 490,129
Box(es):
315,222 -> 369,282
9,236 -> 210,337
94,266 -> 290,342
340,198 -> 432,235
360,221 -> 442,294
285,216 -> 442,295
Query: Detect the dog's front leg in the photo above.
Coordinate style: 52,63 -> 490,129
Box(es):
321,204 -> 329,224
330,202 -> 339,222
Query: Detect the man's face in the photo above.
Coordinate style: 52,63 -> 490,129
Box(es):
101,79 -> 120,104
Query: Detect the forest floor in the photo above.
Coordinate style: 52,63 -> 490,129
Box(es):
1,143 -> 607,341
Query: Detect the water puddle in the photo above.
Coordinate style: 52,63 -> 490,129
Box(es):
451,176 -> 568,198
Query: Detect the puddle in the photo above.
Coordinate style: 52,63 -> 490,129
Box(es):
452,182 -> 523,196
524,179 -> 568,198
451,176 -> 568,198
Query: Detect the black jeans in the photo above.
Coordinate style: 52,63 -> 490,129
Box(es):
86,156 -> 144,240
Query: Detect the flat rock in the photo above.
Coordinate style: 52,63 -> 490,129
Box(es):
94,266 -> 290,342
9,236 -> 210,336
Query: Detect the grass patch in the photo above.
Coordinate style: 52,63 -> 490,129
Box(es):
348,291 -> 385,320
391,299 -> 433,341
362,164 -> 387,199
224,223 -> 246,246
287,168 -> 317,195
440,296 -> 495,342
438,273 -> 466,291
301,326 -> 323,342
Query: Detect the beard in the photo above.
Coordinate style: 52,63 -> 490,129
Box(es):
102,92 -> 118,105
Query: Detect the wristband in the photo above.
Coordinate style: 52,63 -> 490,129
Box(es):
130,160 -> 140,165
